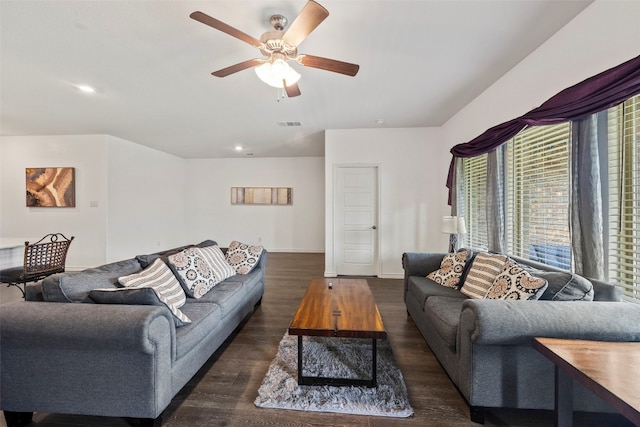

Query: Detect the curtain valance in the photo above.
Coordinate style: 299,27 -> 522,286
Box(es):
446,54 -> 640,204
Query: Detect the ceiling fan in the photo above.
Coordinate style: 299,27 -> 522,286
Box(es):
190,0 -> 359,97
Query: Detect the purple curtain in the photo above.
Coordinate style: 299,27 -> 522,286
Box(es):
446,54 -> 640,204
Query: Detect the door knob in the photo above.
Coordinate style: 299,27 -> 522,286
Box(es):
371,225 -> 377,230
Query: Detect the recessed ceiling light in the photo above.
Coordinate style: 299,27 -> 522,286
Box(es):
375,119 -> 384,125
77,84 -> 96,93
234,145 -> 243,151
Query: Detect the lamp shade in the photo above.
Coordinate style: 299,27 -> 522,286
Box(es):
441,216 -> 466,234
456,216 -> 467,235
255,59 -> 301,88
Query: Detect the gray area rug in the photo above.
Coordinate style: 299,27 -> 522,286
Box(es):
254,332 -> 413,418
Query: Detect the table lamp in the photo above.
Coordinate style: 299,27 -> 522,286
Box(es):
442,216 -> 466,252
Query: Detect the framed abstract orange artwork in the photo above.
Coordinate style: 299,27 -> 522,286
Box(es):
26,167 -> 76,207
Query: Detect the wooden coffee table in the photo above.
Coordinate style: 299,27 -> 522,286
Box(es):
533,337 -> 640,427
288,278 -> 387,388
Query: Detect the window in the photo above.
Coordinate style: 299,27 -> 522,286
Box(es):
458,94 -> 640,302
461,123 -> 571,268
462,154 -> 489,251
607,94 -> 640,302
505,123 -> 572,269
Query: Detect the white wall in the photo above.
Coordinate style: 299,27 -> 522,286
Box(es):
1,138 -> 325,267
0,134 -> 189,268
105,135 -> 187,261
0,135 -> 109,269
184,157 -> 325,252
442,0 -> 640,147
325,128 -> 449,279
4,1 -> 636,272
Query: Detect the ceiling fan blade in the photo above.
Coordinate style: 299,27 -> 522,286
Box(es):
282,1 -> 329,47
297,54 -> 360,76
284,82 -> 301,97
190,11 -> 261,47
212,59 -> 264,77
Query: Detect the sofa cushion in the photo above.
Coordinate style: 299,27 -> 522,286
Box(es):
424,296 -> 466,350
168,246 -> 236,298
225,240 -> 264,274
460,252 -> 508,299
176,302 -> 222,359
89,287 -> 191,327
42,258 -> 142,303
532,271 -> 594,301
485,260 -> 548,300
195,279 -> 247,318
118,258 -> 187,308
426,249 -> 472,289
135,240 -> 217,269
408,276 -> 466,310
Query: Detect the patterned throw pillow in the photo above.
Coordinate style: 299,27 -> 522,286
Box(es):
485,260 -> 548,300
118,258 -> 186,308
168,245 -> 236,298
426,249 -> 471,288
225,240 -> 264,274
88,258 -> 192,326
460,252 -> 509,299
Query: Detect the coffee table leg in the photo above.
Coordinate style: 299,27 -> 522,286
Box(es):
296,336 -> 378,388
298,335 -> 303,385
555,366 -> 573,427
372,338 -> 377,387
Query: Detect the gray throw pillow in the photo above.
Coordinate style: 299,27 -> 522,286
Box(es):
42,258 -> 142,303
89,288 -> 191,327
135,240 -> 218,268
535,271 -> 594,301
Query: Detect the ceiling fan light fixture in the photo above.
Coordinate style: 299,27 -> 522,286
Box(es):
255,59 -> 301,88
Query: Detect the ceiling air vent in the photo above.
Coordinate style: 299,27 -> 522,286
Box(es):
276,121 -> 302,127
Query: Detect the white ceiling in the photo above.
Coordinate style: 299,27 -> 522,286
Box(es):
0,0 -> 592,159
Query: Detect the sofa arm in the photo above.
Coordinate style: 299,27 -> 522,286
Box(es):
1,301 -> 175,353
0,301 -> 176,418
402,252 -> 445,277
402,252 -> 445,295
459,300 -> 640,346
257,249 -> 268,274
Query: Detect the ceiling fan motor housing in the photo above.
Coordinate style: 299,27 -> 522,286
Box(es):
259,31 -> 298,59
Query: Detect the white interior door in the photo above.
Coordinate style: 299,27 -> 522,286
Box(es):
335,166 -> 379,276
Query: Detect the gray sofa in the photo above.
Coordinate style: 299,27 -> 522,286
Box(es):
402,251 -> 640,423
0,240 -> 266,427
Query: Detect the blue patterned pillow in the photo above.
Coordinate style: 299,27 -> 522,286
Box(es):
225,240 -> 264,274
168,246 -> 236,298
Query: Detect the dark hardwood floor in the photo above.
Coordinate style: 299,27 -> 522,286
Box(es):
0,253 -> 633,427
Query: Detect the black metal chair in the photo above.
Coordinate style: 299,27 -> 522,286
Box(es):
0,233 -> 74,298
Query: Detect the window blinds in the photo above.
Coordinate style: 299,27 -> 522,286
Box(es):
607,95 -> 640,302
462,154 -> 489,251
505,123 -> 571,269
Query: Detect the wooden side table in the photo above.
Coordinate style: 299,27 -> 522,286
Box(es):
533,337 -> 640,427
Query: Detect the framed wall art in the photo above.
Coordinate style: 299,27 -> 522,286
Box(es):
26,167 -> 76,207
231,187 -> 292,205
